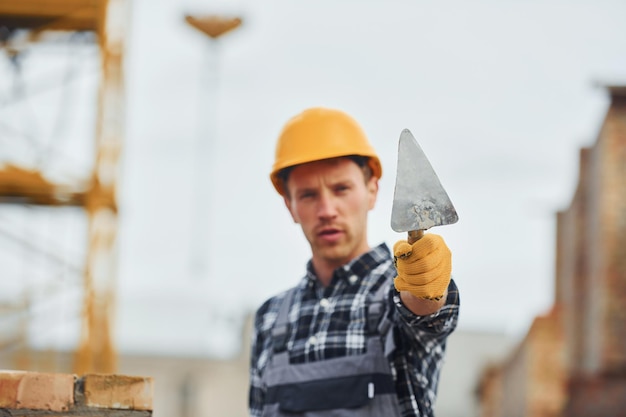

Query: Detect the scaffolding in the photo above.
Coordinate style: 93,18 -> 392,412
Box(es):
0,0 -> 126,374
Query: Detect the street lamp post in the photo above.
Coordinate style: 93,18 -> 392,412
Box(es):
184,15 -> 241,280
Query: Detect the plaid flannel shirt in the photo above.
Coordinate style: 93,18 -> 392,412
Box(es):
249,242 -> 460,417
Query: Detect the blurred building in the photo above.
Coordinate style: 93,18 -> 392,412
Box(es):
476,85 -> 626,417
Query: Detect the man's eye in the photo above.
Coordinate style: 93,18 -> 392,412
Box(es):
335,185 -> 350,193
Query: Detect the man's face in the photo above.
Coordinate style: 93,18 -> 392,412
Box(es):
284,157 -> 379,272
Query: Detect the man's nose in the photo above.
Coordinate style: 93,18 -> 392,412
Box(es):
317,192 -> 338,219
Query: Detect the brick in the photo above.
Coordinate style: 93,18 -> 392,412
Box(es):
0,370 -> 74,412
82,374 -> 153,411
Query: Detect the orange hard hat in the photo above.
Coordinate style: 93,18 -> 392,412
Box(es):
270,107 -> 382,195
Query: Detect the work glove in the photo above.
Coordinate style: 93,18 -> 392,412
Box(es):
393,233 -> 452,301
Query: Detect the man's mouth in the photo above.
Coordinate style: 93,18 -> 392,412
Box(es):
317,227 -> 343,240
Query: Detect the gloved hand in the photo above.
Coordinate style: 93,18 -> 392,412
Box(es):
393,233 -> 452,301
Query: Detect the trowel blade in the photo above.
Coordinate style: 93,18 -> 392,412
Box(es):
391,129 -> 458,233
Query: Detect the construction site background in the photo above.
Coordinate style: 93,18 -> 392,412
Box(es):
1,1 -> 625,417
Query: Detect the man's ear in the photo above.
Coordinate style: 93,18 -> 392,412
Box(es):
367,177 -> 379,210
284,195 -> 300,224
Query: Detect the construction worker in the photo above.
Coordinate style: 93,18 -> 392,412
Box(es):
249,107 -> 460,417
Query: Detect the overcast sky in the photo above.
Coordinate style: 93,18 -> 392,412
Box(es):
121,0 -> 626,356
2,0 -> 626,358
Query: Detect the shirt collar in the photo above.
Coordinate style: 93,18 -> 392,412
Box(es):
303,242 -> 391,287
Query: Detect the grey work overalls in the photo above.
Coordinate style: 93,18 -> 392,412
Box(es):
260,283 -> 403,416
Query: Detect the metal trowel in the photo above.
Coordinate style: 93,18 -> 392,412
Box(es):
391,129 -> 458,245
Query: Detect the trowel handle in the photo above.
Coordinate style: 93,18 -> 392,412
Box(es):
407,230 -> 425,244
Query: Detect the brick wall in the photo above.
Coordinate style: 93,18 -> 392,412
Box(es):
0,370 -> 153,416
562,374 -> 626,417
558,87 -> 626,375
595,91 -> 626,374
524,310 -> 567,417
557,86 -> 626,416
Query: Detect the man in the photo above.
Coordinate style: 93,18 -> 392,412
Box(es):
249,107 -> 460,417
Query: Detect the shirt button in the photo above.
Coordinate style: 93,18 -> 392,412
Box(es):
348,275 -> 358,284
320,298 -> 330,309
308,335 -> 318,345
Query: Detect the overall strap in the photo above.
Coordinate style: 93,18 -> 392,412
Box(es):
367,281 -> 396,357
271,287 -> 297,353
